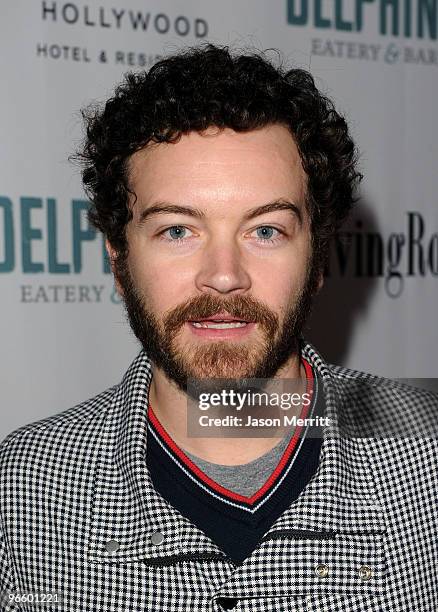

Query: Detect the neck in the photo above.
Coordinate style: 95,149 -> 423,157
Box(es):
147,352 -> 306,465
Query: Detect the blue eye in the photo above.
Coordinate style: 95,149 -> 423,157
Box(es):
157,225 -> 196,247
254,225 -> 284,244
256,227 -> 275,240
251,225 -> 285,247
167,226 -> 187,240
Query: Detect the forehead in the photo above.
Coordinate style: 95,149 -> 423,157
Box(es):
128,124 -> 307,210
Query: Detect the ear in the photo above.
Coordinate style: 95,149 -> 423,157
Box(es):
105,239 -> 124,298
315,271 -> 324,294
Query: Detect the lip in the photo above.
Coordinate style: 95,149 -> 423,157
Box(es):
188,312 -> 253,323
186,321 -> 256,339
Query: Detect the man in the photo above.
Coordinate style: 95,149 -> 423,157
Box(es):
0,44 -> 436,612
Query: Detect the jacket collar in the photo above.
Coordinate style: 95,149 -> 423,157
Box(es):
86,338 -> 386,565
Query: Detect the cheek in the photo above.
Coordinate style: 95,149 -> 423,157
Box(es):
252,249 -> 310,292
127,250 -> 194,312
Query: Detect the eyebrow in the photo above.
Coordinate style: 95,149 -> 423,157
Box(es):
137,199 -> 303,226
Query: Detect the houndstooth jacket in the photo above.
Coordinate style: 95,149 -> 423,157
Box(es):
0,340 -> 437,612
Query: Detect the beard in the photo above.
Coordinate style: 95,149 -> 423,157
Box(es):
114,252 -> 319,394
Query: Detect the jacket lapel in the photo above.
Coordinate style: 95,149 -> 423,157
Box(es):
86,351 -> 225,564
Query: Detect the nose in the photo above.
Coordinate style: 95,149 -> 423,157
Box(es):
194,235 -> 251,295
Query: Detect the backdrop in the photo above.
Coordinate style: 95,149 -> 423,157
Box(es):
1,0 -> 437,439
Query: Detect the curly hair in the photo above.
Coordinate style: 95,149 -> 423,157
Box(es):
76,42 -> 362,270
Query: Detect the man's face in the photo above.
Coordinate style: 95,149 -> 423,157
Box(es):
110,124 -> 321,392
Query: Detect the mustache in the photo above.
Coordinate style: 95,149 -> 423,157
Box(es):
162,294 -> 279,335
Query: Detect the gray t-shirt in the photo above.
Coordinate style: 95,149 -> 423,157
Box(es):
183,430 -> 294,497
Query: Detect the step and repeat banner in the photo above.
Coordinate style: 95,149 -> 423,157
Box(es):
1,0 -> 437,438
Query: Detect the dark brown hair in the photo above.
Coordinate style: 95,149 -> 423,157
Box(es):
75,42 -> 362,270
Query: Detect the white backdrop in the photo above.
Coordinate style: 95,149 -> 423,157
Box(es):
1,0 -> 437,440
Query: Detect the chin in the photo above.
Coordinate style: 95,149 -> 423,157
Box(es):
169,333 -> 271,380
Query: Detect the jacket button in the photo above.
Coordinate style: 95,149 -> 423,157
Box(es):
315,563 -> 329,578
105,539 -> 120,553
151,531 -> 165,546
217,597 -> 238,610
358,565 -> 373,580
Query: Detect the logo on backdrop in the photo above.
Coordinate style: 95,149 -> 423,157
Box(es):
0,197 -> 116,304
326,212 -> 438,298
36,1 -> 209,67
0,197 -> 437,301
287,0 -> 438,66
